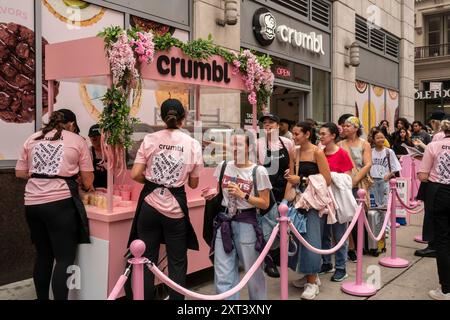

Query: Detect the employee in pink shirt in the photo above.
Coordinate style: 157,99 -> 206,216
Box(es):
15,111 -> 94,300
418,119 -> 450,300
129,99 -> 203,300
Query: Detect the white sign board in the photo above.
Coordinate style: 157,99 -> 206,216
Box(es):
430,82 -> 442,91
395,178 -> 409,218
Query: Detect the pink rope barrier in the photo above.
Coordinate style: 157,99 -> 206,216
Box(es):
146,224 -> 280,300
107,274 -> 129,300
288,204 -> 363,255
394,190 -> 423,213
363,194 -> 392,242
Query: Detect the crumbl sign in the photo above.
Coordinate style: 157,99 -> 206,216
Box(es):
252,7 -> 325,56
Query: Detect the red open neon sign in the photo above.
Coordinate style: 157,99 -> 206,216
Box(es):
276,67 -> 291,78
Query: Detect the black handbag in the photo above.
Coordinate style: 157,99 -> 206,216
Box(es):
202,161 -> 228,247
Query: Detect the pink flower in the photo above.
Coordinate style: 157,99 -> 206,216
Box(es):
248,91 -> 257,106
130,31 -> 155,64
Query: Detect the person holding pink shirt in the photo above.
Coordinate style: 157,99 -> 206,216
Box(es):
317,122 -> 354,282
418,120 -> 450,300
129,99 -> 203,300
15,111 -> 94,300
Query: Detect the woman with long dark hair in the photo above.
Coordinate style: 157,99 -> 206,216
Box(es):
392,127 -> 414,157
317,122 -> 354,282
285,121 -> 331,300
15,111 -> 94,300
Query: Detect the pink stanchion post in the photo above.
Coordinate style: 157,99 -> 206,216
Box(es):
129,240 -> 147,300
341,189 -> 377,297
379,179 -> 410,268
278,203 -> 289,300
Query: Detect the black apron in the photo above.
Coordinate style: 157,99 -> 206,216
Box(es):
30,173 -> 90,244
263,137 -> 290,202
91,147 -> 107,189
127,180 -> 199,251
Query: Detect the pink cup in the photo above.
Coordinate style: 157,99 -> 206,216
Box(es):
120,190 -> 131,201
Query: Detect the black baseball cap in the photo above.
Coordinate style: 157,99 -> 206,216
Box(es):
259,113 -> 280,124
57,108 -> 80,134
161,99 -> 185,120
88,124 -> 101,137
430,110 -> 446,121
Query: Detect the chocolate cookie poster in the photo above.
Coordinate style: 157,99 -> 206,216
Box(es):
0,0 -> 39,160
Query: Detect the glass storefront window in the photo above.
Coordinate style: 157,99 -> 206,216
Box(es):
270,56 -> 310,86
312,68 -> 331,123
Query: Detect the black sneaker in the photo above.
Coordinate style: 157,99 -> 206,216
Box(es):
264,265 -> 280,278
331,269 -> 348,282
348,250 -> 357,263
318,263 -> 335,275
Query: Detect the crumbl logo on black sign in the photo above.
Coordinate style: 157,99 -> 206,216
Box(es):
252,7 -> 325,55
253,7 -> 277,46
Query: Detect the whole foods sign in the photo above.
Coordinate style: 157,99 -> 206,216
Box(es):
415,89 -> 450,100
252,7 -> 325,56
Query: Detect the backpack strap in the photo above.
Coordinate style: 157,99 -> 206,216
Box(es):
385,148 -> 392,173
252,165 -> 259,198
218,161 -> 228,194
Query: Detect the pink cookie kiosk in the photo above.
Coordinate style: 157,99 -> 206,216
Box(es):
44,35 -> 263,299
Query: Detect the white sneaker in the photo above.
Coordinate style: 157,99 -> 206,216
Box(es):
429,288 -> 450,300
301,283 -> 319,300
292,275 -> 321,289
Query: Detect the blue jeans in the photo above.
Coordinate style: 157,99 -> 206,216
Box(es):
322,222 -> 348,270
290,209 -> 325,274
214,219 -> 267,300
371,178 -> 388,208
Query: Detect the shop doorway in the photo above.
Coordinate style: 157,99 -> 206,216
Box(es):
270,86 -> 307,123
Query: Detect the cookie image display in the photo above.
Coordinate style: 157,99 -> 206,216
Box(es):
79,83 -> 142,120
0,22 -> 59,123
42,0 -> 105,27
130,16 -> 175,36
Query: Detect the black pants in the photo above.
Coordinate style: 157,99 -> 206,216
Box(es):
423,196 -> 435,247
137,201 -> 187,300
25,198 -> 79,300
432,184 -> 450,294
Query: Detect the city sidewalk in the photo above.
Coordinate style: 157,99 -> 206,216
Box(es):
0,212 -> 438,300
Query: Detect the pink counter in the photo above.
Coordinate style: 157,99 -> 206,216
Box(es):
68,167 -> 216,300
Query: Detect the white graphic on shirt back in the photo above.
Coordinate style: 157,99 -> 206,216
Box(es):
32,142 -> 64,175
150,152 -> 184,186
437,152 -> 450,184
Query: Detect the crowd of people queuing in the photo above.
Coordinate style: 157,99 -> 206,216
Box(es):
15,99 -> 450,301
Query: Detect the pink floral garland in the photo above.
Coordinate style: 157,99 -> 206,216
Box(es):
106,31 -> 273,108
107,31 -> 155,85
232,50 -> 274,108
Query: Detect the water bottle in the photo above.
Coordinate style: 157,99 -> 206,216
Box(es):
228,176 -> 238,216
370,193 -> 376,208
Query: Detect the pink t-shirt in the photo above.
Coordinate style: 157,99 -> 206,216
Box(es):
15,129 -> 94,206
134,129 -> 203,218
432,131 -> 446,142
326,147 -> 354,173
419,137 -> 450,185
